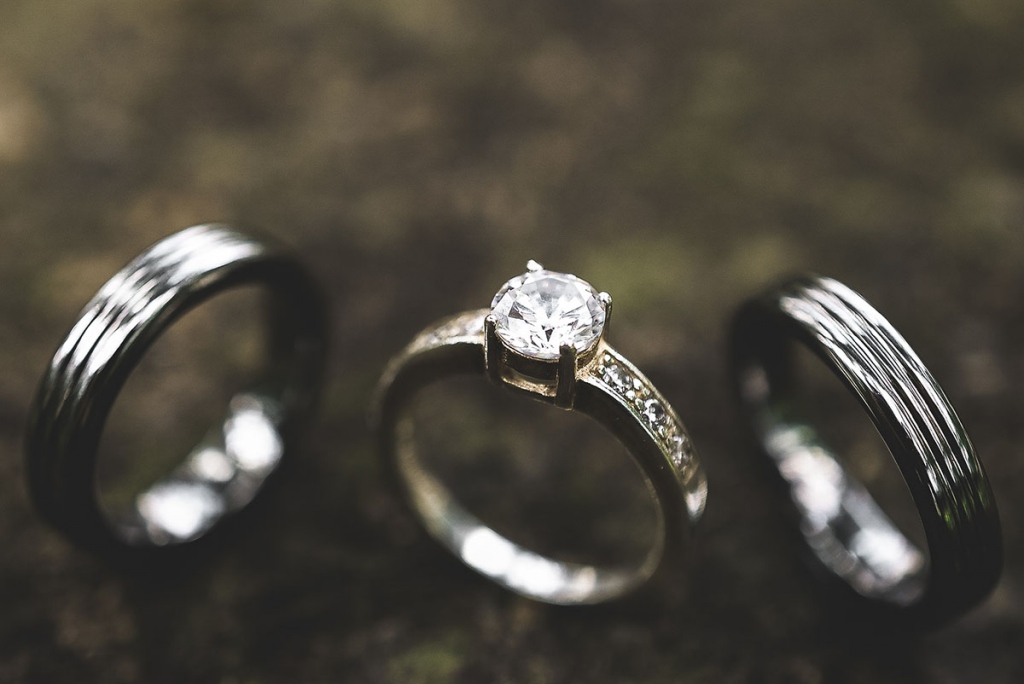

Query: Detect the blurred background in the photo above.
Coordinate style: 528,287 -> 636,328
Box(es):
2,0 -> 1024,681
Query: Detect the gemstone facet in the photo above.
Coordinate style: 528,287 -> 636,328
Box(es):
642,398 -> 667,433
600,362 -> 639,397
491,268 -> 606,360
668,434 -> 691,468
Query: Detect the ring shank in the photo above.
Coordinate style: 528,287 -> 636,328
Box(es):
731,276 -> 1001,625
374,310 -> 705,604
26,225 -> 327,563
395,417 -> 644,603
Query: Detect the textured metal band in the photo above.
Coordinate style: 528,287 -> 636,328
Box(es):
373,310 -> 706,605
730,275 -> 1001,627
25,224 -> 328,565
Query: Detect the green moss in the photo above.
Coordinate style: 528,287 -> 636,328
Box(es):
388,631 -> 468,683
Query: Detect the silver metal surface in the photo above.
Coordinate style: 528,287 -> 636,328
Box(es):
25,224 -> 328,565
731,275 -> 1002,627
372,267 -> 707,605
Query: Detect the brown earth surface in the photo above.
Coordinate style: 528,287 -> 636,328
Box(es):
1,0 -> 1024,682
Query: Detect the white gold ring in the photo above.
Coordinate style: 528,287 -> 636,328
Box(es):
373,261 -> 706,604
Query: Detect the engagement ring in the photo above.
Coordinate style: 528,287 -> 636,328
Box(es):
373,261 -> 707,604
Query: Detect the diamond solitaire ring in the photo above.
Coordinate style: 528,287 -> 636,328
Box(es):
373,261 -> 707,604
731,275 -> 1002,627
26,225 -> 327,565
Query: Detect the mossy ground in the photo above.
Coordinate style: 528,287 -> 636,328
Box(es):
1,1 -> 1024,681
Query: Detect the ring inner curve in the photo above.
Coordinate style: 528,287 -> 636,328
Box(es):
735,293 -> 932,607
393,414 -> 663,605
110,273 -> 322,547
748,393 -> 927,605
117,390 -> 287,546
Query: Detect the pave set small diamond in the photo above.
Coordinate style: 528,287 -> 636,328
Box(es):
595,353 -> 695,473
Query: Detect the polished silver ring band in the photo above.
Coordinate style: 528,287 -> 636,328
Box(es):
25,224 -> 328,564
730,275 -> 1001,627
373,262 -> 706,605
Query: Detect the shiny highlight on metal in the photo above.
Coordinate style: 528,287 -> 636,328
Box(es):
25,224 -> 328,565
730,275 -> 1002,627
372,263 -> 706,605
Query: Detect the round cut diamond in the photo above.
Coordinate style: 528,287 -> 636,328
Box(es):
601,362 -> 638,396
668,434 -> 691,468
491,268 -> 606,360
642,398 -> 667,432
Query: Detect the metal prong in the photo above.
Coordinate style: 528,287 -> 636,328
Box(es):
599,291 -> 613,338
485,315 -> 502,383
555,343 -> 578,409
526,260 -> 544,273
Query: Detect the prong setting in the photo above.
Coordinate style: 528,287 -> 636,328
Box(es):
485,314 -> 502,383
599,291 -> 613,338
486,265 -> 607,403
555,343 -> 579,408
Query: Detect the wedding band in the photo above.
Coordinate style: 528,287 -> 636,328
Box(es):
373,261 -> 707,604
25,224 -> 328,563
730,275 -> 1002,626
